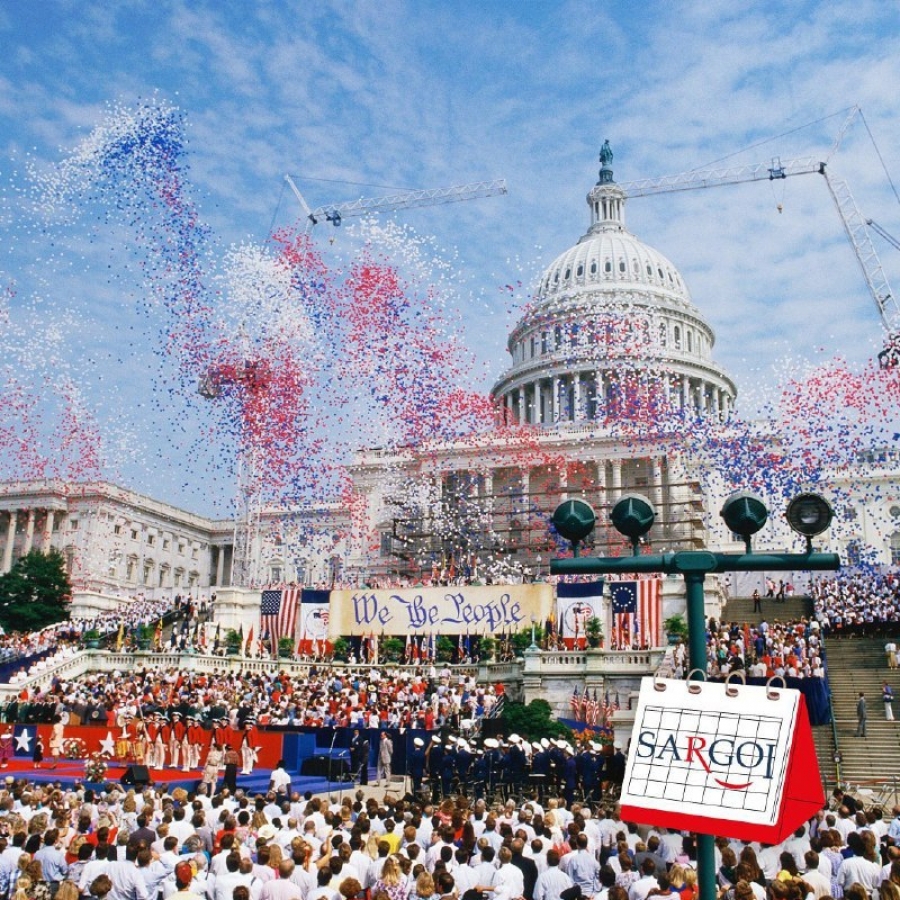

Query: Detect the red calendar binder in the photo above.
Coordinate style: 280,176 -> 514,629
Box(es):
619,676 -> 824,843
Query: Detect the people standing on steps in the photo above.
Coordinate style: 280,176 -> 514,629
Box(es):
883,681 -> 894,721
856,691 -> 867,736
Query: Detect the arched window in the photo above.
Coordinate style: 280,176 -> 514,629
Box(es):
687,331 -> 693,352
673,326 -> 682,349
605,260 -> 612,273
659,322 -> 667,346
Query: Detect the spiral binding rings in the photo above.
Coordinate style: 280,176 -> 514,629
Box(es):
650,671 -> 782,701
766,675 -> 786,700
725,670 -> 747,697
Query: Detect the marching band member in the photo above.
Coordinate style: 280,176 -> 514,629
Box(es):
145,712 -> 159,768
169,711 -> 184,769
186,713 -> 203,770
180,712 -> 193,771
156,712 -> 169,769
240,718 -> 257,775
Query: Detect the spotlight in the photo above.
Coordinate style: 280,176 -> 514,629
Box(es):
551,499 -> 596,545
610,493 -> 655,555
720,491 -> 768,551
786,493 -> 833,551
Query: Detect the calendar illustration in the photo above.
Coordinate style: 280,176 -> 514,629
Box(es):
620,676 -> 823,842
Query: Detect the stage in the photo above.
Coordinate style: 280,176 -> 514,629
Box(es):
2,758 -> 367,797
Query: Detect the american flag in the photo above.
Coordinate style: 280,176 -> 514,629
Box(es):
610,578 -> 662,648
260,587 -> 300,647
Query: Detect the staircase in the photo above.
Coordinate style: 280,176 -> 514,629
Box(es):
818,635 -> 900,795
721,594 -> 813,624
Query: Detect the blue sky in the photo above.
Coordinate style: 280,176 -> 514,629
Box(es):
2,0 -> 900,516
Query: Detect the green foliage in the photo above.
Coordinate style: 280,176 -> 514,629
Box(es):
511,625 -> 543,655
278,636 -> 295,654
477,636 -> 495,660
225,628 -> 241,651
332,637 -> 350,660
381,637 -> 404,661
436,635 -> 455,661
500,698 -> 572,742
0,550 -> 71,634
664,613 -> 689,640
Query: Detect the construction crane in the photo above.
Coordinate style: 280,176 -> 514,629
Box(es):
284,174 -> 508,231
616,158 -> 900,368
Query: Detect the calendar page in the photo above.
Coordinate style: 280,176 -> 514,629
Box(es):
620,677 -> 799,828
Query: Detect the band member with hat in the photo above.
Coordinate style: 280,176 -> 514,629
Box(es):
409,737 -> 427,796
169,711 -> 185,769
240,718 -> 257,775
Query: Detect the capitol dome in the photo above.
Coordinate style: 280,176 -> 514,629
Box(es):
492,143 -> 737,426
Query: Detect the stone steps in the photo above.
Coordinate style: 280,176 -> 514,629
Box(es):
818,635 -> 900,788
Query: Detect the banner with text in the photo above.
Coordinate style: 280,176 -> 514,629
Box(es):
329,583 -> 554,637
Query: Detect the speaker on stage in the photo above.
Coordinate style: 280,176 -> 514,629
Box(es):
120,765 -> 151,787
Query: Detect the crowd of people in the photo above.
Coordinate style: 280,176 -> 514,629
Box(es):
697,617 -> 826,681
0,764 -> 897,900
3,665 -> 501,737
811,574 -> 900,636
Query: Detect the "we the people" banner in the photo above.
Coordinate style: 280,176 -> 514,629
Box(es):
329,584 -> 554,637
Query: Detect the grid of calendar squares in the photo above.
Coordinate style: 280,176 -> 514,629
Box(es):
627,705 -> 784,813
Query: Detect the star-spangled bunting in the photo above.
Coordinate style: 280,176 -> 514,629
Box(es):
100,732 -> 116,756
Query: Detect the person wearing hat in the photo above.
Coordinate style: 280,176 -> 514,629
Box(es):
455,739 -> 473,794
409,737 -> 427,797
186,715 -> 204,770
607,740 -> 626,796
240,720 -> 258,776
169,712 -> 184,770
427,735 -> 444,801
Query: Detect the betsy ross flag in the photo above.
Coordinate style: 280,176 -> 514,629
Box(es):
260,587 -> 300,647
610,578 -> 662,648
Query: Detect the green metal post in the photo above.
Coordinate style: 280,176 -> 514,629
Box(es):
685,571 -> 716,900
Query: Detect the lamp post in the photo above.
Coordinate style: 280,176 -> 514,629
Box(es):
551,490 -> 840,900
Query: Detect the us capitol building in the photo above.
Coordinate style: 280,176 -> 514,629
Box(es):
1,146 -> 897,614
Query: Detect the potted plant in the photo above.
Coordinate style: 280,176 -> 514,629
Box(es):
332,637 -> 350,661
586,616 -> 603,648
664,613 -> 689,644
381,636 -> 404,662
83,629 -> 102,650
225,628 -> 242,655
136,623 -> 154,651
477,636 -> 496,661
277,636 -> 295,659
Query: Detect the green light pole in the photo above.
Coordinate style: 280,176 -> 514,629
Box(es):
551,491 -> 840,900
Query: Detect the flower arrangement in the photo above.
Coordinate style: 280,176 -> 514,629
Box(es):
84,752 -> 107,782
62,737 -> 87,759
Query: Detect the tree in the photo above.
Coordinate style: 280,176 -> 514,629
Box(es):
500,698 -> 572,742
0,549 -> 71,633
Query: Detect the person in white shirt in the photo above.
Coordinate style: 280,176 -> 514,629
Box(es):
801,851 -> 833,899
486,848 -> 525,900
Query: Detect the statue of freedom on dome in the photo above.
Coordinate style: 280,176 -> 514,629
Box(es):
599,140 -> 614,167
